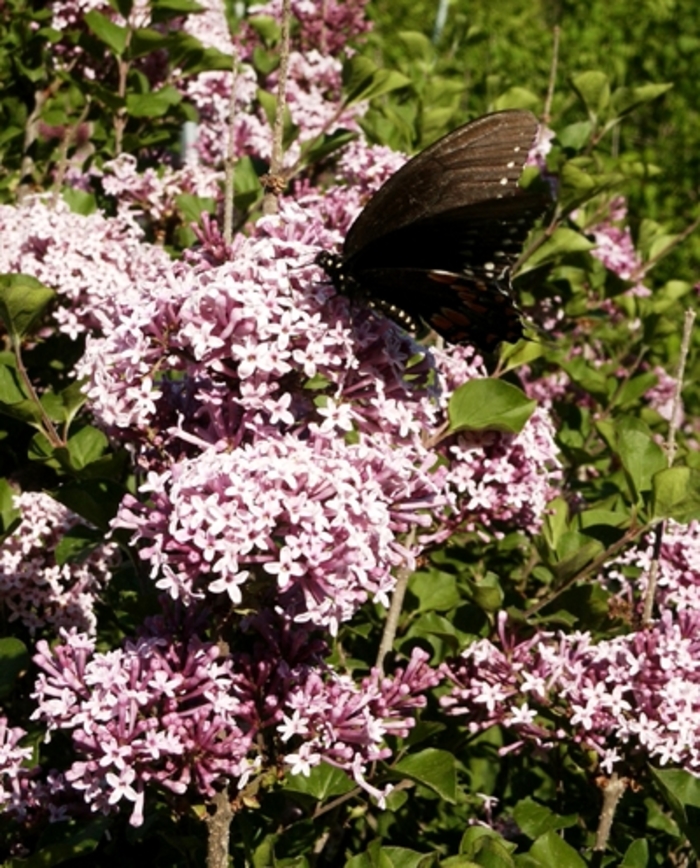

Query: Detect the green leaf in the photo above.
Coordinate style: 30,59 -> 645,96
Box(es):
151,0 -> 204,17
611,82 -> 672,117
0,274 -> 55,343
497,339 -> 545,373
55,525 -> 104,566
342,56 -> 411,106
175,193 -> 216,224
0,478 -> 21,538
397,30 -> 435,62
512,798 -> 577,839
549,532 -> 603,583
447,379 -> 536,434
570,70 -> 611,119
466,572 -> 504,614
409,570 -> 460,612
614,416 -> 667,501
65,426 -> 110,471
84,10 -> 128,55
561,357 -> 610,403
525,829 -> 587,867
53,480 -> 126,531
0,637 -> 30,700
346,843 -> 439,868
62,187 -> 97,215
285,761 -> 355,800
461,827 -> 516,864
557,121 -> 593,151
522,227 -> 594,271
650,767 -> 700,858
494,87 -> 540,111
126,85 -> 181,118
541,497 -> 569,551
619,838 -> 649,868
392,749 -> 457,803
651,467 -> 700,523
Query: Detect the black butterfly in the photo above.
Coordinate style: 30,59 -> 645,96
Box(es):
316,110 -> 548,352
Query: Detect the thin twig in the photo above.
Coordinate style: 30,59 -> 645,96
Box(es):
262,0 -> 292,215
223,63 -> 239,245
591,772 -> 627,865
376,528 -> 417,673
543,26 -> 560,125
526,521 -> 650,619
205,791 -> 233,868
641,308 -> 696,625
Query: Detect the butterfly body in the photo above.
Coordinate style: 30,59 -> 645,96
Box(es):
316,110 -> 547,352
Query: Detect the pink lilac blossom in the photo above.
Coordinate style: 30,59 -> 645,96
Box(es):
603,520 -> 700,615
442,609 -> 700,776
644,364 -> 685,427
31,628 -> 257,827
589,196 -> 650,296
280,647 -> 439,806
71,194 -> 560,627
29,620 -> 440,825
0,196 -> 176,340
100,154 -> 222,223
0,491 -> 116,636
76,197 -> 438,450
179,0 -> 367,168
247,0 -> 371,55
112,435 -> 446,632
0,718 -> 35,819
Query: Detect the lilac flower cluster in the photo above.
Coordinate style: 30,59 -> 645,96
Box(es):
0,718 -> 35,820
603,520 -> 700,614
28,622 -> 439,821
113,435 -> 445,631
589,197 -> 650,296
31,628 -> 256,827
70,191 -> 559,634
0,492 -> 116,636
181,0 -> 365,169
442,609 -> 700,777
0,196 -> 175,340
280,647 -> 440,806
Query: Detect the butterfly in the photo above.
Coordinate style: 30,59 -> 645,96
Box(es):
316,110 -> 548,353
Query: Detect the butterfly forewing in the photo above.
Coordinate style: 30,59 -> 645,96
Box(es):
318,110 -> 548,352
343,111 -> 540,261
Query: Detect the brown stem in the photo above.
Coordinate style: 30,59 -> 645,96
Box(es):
543,26 -> 560,125
375,528 -> 416,673
114,28 -> 134,157
205,791 -> 233,868
592,773 -> 627,862
12,337 -> 62,447
262,0 -> 292,215
526,520 -> 653,619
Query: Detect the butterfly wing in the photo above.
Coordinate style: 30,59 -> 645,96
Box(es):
359,267 -> 525,351
322,110 -> 548,350
343,110 -> 541,263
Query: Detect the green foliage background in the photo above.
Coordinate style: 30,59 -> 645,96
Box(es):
366,0 -> 700,280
